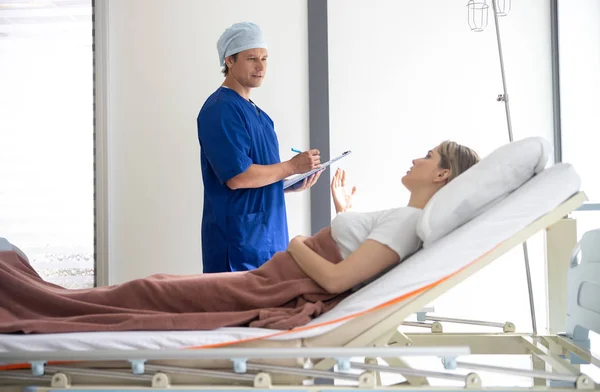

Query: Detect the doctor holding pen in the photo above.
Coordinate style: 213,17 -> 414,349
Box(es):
197,21 -> 323,274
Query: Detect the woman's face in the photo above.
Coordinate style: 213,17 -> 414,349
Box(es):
401,146 -> 449,191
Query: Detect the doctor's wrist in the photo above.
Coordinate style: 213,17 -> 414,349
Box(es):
281,161 -> 296,177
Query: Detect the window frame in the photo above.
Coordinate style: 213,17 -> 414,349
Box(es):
93,0 -> 110,287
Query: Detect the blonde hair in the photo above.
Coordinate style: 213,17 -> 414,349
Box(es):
437,141 -> 480,183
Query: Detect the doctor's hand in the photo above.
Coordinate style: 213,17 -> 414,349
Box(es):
285,169 -> 323,193
331,168 -> 357,214
288,149 -> 321,174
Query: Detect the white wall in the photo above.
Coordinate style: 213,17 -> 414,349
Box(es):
328,0 -> 554,346
328,0 -> 554,213
107,0 -> 310,284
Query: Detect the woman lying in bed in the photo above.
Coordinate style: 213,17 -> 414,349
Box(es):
0,141 -> 479,334
290,140 -> 480,295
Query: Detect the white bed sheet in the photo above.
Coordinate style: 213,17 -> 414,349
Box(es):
0,163 -> 581,352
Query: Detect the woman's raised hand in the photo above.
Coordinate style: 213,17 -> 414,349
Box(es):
330,168 -> 357,214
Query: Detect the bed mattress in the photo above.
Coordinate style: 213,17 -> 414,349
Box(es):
0,163 -> 582,353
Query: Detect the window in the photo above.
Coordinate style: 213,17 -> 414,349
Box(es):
559,0 -> 600,203
558,0 -> 600,382
0,0 -> 94,288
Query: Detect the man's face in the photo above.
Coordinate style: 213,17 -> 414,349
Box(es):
226,48 -> 268,89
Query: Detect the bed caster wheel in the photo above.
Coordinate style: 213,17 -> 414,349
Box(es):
253,372 -> 272,388
152,372 -> 171,388
441,357 -> 457,370
464,372 -> 482,389
576,374 -> 594,390
358,371 -> 376,388
50,372 -> 71,388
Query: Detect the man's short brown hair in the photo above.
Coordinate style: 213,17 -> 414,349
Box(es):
221,53 -> 238,76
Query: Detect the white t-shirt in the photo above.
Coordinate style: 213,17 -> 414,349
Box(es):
331,207 -> 423,260
330,207 -> 423,290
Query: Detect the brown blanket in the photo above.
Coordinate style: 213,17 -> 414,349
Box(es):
0,228 -> 349,334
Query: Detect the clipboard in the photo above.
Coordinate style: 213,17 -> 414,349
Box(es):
283,150 -> 352,190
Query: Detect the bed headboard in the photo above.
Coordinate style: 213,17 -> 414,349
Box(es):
565,228 -> 600,363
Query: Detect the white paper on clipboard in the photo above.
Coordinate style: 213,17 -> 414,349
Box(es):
283,150 -> 352,190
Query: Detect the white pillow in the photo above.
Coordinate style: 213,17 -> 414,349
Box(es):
417,136 -> 552,248
0,238 -> 11,252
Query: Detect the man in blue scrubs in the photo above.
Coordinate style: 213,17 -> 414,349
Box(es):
197,22 -> 322,273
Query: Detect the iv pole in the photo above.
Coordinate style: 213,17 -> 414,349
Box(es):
469,0 -> 538,335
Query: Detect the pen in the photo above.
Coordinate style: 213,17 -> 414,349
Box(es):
291,148 -> 302,153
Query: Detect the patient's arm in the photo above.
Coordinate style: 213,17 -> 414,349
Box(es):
287,237 -> 400,294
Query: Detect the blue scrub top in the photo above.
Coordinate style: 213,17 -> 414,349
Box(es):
197,87 -> 289,273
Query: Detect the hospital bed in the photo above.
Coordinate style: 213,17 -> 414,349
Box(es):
1,140 -> 599,391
